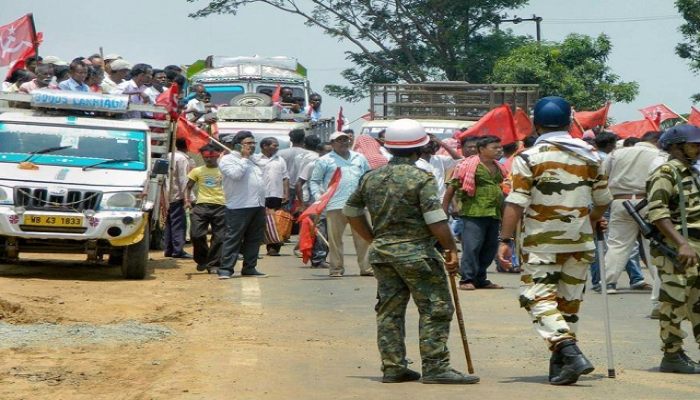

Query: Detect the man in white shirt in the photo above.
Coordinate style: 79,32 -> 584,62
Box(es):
111,63 -> 153,118
101,59 -> 130,94
276,129 -> 309,208
415,135 -> 462,201
254,137 -> 290,256
164,138 -> 195,259
217,131 -> 267,279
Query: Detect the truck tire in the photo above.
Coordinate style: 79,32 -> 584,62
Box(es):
121,230 -> 150,280
229,93 -> 272,107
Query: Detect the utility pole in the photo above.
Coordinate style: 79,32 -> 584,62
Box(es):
497,14 -> 543,42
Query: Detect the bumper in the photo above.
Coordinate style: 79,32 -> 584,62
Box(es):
0,208 -> 146,245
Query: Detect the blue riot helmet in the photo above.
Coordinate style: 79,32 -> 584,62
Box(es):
659,124 -> 700,151
533,96 -> 572,128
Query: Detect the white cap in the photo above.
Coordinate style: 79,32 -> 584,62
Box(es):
104,53 -> 122,61
329,131 -> 350,141
110,59 -> 132,71
42,55 -> 63,65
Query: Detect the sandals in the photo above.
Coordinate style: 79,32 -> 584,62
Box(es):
459,282 -> 476,291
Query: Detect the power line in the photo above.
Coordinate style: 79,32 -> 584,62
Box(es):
545,15 -> 681,24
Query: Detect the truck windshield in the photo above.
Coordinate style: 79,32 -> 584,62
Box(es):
0,122 -> 147,170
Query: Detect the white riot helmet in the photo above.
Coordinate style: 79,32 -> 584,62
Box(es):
384,119 -> 429,149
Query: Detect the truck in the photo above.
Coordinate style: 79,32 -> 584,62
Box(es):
189,55 -> 335,146
0,89 -> 172,279
361,82 -> 540,140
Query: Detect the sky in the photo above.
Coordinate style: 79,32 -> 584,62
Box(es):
1,0 -> 698,127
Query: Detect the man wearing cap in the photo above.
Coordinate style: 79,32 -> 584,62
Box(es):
343,118 -> 479,384
498,96 -> 612,385
103,54 -> 122,74
309,131 -> 372,277
101,59 -> 130,94
646,124 -> 700,374
185,144 -> 226,273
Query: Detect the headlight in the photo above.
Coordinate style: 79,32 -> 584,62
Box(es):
100,192 -> 143,210
0,187 -> 12,204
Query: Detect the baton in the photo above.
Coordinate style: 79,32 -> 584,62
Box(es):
446,251 -> 474,374
595,225 -> 616,378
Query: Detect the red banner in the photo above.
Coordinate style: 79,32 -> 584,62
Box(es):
639,104 -> 680,123
569,117 -> 585,139
689,106 -> 700,128
574,103 -> 610,130
0,14 -> 36,67
609,117 -> 660,139
455,104 -> 516,145
155,82 -> 180,120
298,168 -> 342,264
513,107 -> 533,141
336,106 -> 345,131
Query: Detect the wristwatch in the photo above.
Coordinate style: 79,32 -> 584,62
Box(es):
498,237 -> 514,244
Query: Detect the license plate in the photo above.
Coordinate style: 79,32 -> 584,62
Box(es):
23,215 -> 84,227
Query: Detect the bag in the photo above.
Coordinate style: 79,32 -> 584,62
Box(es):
264,209 -> 293,244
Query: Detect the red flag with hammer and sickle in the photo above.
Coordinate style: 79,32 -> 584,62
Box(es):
0,15 -> 36,67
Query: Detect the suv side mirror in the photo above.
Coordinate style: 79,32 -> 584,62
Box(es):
151,158 -> 169,176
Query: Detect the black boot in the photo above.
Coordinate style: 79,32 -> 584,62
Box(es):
659,351 -> 700,374
548,350 -> 564,382
549,340 -> 595,385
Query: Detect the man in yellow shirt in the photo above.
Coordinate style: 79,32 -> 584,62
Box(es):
185,144 -> 227,273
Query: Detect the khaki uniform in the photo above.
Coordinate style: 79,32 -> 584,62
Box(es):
507,135 -> 612,348
343,157 -> 453,375
646,158 -> 700,353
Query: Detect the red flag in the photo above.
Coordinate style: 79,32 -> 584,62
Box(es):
513,107 -> 533,141
574,102 -> 610,130
5,31 -> 42,80
360,112 -> 373,121
609,117 -> 660,139
689,106 -> 700,128
0,14 -> 36,67
569,117 -> 585,138
155,82 -> 179,120
298,167 -> 342,264
455,104 -> 516,145
270,83 -> 281,103
336,106 -> 345,131
639,104 -> 680,123
176,114 -> 211,152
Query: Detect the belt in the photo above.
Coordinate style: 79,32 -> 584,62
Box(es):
613,193 -> 645,200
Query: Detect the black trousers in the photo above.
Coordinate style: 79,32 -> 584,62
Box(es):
220,207 -> 265,273
164,200 -> 186,257
190,203 -> 226,268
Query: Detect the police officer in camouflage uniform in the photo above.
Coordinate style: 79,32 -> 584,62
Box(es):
343,119 -> 479,385
646,124 -> 700,374
498,96 -> 612,385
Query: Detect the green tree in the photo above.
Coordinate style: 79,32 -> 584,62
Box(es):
676,0 -> 700,101
187,0 -> 529,101
490,34 -> 638,110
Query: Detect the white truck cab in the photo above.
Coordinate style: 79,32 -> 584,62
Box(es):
0,90 -> 172,279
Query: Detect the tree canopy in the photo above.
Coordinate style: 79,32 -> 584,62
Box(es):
187,0 -> 529,101
676,0 -> 700,102
490,34 -> 639,110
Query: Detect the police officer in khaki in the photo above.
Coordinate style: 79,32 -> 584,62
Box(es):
343,119 -> 479,384
646,125 -> 700,374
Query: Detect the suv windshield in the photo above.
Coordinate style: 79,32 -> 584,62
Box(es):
0,122 -> 147,170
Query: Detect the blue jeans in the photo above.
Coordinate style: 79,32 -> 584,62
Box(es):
459,216 -> 500,286
590,240 -> 644,287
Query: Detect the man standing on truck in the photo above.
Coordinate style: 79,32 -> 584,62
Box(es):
164,138 -> 195,259
185,144 -> 226,273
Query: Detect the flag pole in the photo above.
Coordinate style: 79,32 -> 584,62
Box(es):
663,103 -> 688,122
27,13 -> 39,59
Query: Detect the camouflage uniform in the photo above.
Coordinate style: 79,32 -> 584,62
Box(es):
343,157 -> 454,375
507,135 -> 612,348
646,158 -> 700,353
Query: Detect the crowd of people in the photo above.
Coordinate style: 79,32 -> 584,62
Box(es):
5,55 -> 699,382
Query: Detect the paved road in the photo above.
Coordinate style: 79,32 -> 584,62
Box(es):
1,238 -> 698,399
